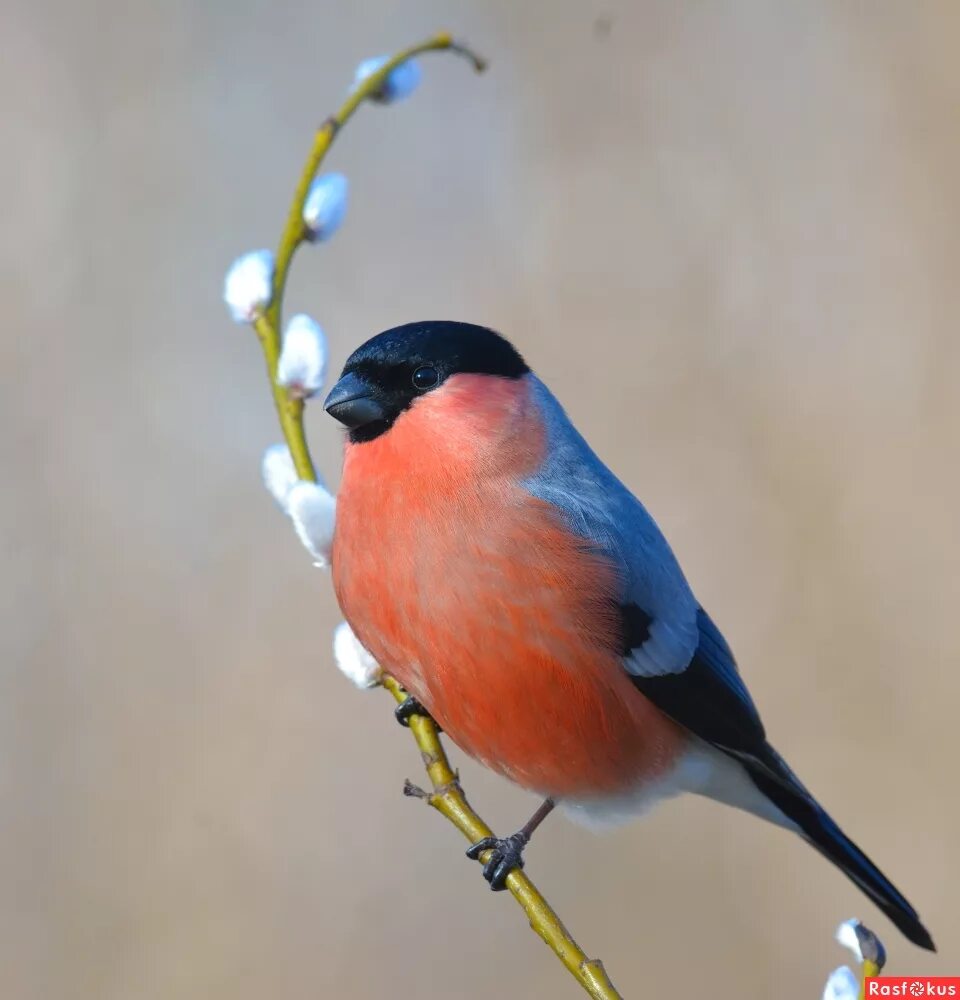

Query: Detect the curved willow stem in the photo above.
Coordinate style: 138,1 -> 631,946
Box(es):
253,32 -> 484,483
383,677 -> 623,1000
248,32 -> 623,1000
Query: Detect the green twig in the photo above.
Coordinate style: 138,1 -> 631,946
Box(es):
246,33 -> 623,1000
254,31 -> 484,483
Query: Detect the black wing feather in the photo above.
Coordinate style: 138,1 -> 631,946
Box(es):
623,604 -> 765,755
621,602 -> 935,951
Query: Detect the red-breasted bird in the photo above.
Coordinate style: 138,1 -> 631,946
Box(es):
324,320 -> 933,951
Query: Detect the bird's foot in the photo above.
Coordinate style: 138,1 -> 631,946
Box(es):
394,695 -> 441,731
465,832 -> 529,890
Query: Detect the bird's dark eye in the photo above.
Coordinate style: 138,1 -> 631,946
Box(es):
411,365 -> 439,390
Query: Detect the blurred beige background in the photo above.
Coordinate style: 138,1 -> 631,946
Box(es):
3,1 -> 957,997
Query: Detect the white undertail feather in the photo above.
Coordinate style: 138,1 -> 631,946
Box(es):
560,738 -> 798,832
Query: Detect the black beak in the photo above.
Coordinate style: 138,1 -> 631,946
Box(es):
323,371 -> 387,429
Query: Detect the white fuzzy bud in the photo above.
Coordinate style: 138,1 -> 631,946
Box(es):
277,314 -> 327,399
834,918 -> 885,971
302,173 -> 349,242
223,249 -> 274,323
287,480 -> 336,567
354,55 -> 421,103
261,443 -> 298,512
333,622 -> 381,689
835,919 -> 864,963
822,966 -> 859,1000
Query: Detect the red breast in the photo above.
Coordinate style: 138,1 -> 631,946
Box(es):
332,373 -> 683,798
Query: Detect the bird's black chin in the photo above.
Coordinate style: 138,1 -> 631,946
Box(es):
346,417 -> 393,444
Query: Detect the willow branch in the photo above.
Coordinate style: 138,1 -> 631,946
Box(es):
248,32 -> 623,1000
252,31 -> 484,483
855,922 -> 886,1000
382,677 -> 622,1000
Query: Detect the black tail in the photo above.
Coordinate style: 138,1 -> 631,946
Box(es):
744,744 -> 935,951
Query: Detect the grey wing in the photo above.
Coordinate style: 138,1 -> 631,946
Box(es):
521,380 -> 937,952
523,376 -> 764,748
523,375 -> 701,674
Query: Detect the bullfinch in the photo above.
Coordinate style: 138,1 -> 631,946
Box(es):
323,320 -> 933,951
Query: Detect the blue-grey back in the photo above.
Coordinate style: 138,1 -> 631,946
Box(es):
522,375 -> 700,675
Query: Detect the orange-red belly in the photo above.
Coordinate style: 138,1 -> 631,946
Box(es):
331,374 -> 683,798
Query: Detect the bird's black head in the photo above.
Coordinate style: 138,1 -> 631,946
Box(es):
323,321 -> 529,443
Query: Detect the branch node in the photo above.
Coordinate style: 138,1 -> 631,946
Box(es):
432,777 -> 463,797
403,779 -> 431,801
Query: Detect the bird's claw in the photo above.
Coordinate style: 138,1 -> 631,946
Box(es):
394,695 -> 441,731
465,832 -> 529,890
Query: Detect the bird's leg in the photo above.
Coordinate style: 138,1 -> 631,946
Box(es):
394,695 -> 442,732
466,798 -> 555,890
